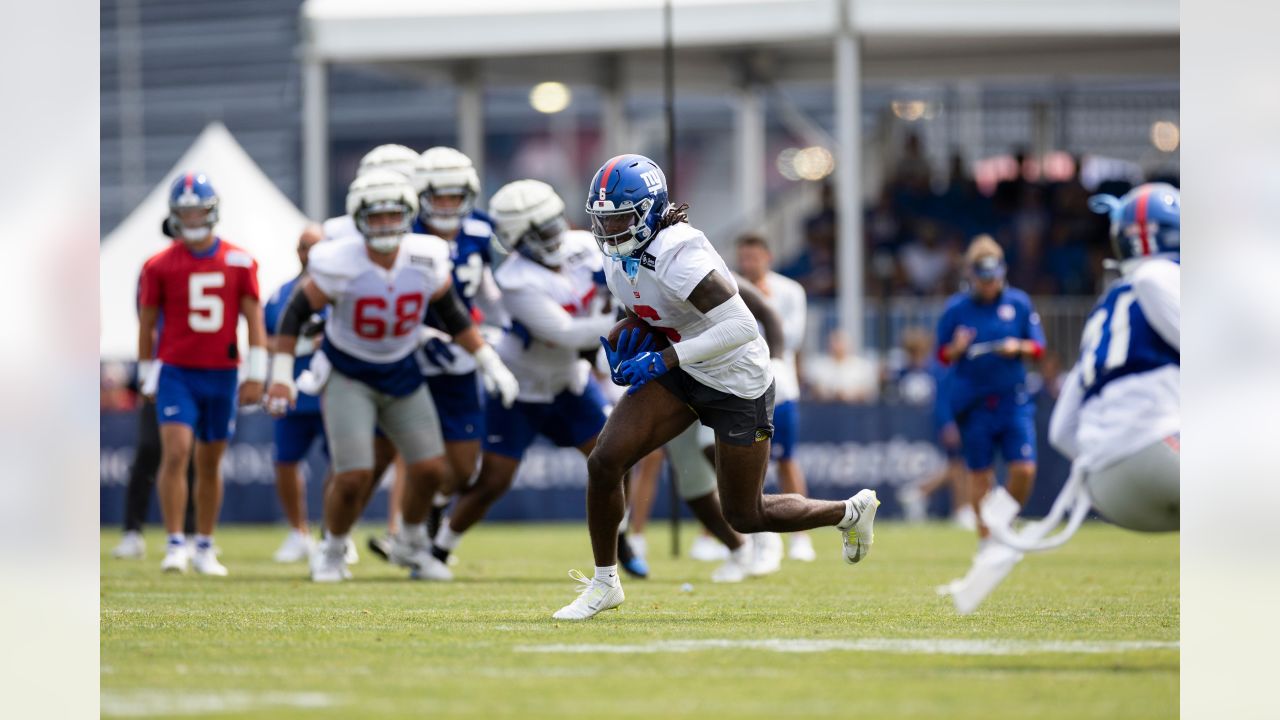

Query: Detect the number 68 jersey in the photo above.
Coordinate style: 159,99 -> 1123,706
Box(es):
139,237 -> 260,369
307,234 -> 453,365
603,223 -> 772,400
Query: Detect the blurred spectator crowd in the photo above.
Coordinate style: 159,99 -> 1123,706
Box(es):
784,134 -> 1178,299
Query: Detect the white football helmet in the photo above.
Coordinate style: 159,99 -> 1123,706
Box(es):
357,144 -> 422,184
489,179 -> 570,267
346,169 -> 419,253
415,146 -> 480,233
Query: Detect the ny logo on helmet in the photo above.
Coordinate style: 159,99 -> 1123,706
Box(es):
640,170 -> 664,193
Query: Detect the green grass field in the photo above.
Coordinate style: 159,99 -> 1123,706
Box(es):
101,522 -> 1177,719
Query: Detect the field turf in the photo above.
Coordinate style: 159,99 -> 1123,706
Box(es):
101,522 -> 1178,719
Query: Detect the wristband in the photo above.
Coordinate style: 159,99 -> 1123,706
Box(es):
246,346 -> 269,383
270,353 -> 296,392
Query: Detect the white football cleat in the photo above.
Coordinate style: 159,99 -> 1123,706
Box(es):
192,547 -> 228,576
788,533 -> 816,562
552,570 -> 624,620
839,489 -> 881,564
345,537 -> 359,565
748,533 -> 783,576
112,531 -> 145,559
389,533 -> 452,581
711,544 -> 753,583
409,554 -> 454,582
689,534 -> 730,562
160,543 -> 189,573
273,530 -> 315,563
310,538 -> 350,583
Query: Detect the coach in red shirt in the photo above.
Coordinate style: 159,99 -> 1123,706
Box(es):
136,172 -> 267,576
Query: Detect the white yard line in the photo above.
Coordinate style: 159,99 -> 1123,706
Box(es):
516,638 -> 1179,655
101,690 -> 337,717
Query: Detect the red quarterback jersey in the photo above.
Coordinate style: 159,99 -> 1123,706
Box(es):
139,238 -> 260,369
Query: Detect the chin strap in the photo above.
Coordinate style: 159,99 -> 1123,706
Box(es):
981,466 -> 1092,554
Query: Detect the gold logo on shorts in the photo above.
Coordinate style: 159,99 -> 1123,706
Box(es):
754,429 -> 771,442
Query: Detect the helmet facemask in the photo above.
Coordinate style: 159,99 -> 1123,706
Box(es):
355,200 -> 414,253
170,198 -> 219,245
420,185 -> 476,233
587,197 -> 655,259
513,215 -> 570,267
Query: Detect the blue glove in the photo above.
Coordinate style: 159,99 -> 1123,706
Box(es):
600,328 -> 655,386
421,337 -> 458,369
617,350 -> 668,394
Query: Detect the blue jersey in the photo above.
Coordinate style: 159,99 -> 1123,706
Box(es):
414,210 -> 494,316
936,287 -> 1045,416
264,275 -> 326,415
1078,274 -> 1179,401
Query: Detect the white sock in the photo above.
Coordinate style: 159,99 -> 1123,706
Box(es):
433,492 -> 451,508
838,498 -> 857,529
194,534 -> 214,551
327,531 -> 349,548
434,525 -> 462,551
167,533 -> 185,548
402,522 -> 428,544
594,565 -> 619,585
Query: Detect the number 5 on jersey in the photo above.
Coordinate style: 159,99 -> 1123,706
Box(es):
354,293 -> 425,339
188,272 -> 225,333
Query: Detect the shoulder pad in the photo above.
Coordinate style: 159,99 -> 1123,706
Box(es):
461,217 -> 493,239
224,249 -> 254,268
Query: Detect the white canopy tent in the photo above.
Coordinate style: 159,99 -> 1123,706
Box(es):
100,122 -> 310,360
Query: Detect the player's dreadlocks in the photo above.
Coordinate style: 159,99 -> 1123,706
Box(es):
657,202 -> 690,231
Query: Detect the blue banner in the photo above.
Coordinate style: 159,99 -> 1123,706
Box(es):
100,401 -> 1071,526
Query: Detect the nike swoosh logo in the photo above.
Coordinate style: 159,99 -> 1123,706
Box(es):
728,428 -> 752,438
163,407 -> 180,416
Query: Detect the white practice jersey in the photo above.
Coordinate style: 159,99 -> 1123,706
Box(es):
757,270 -> 807,403
603,223 -> 772,399
1049,257 -> 1180,473
308,234 -> 453,364
494,230 -> 614,403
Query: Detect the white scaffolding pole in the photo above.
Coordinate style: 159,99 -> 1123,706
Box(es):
301,55 -> 328,221
835,1 -> 864,349
735,82 -> 767,230
457,64 -> 485,195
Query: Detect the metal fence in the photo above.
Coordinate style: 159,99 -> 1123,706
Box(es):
806,295 -> 1095,363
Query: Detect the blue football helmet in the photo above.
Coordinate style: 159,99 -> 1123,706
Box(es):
168,172 -> 219,243
1089,182 -> 1180,263
586,154 -> 669,259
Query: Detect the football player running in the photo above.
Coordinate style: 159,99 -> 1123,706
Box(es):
265,170 -> 517,583
426,180 -> 616,568
553,154 -> 880,620
945,183 -> 1180,614
408,147 -> 505,540
138,172 -> 268,575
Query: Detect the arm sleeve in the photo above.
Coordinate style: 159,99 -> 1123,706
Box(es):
1048,365 -> 1085,460
503,286 -> 615,351
1131,261 -> 1180,351
671,293 -> 758,366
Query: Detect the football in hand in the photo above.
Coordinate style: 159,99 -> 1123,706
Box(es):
607,317 -> 670,352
